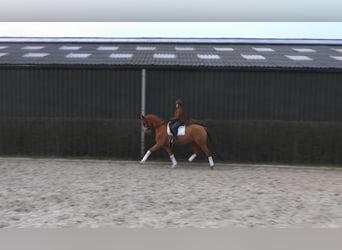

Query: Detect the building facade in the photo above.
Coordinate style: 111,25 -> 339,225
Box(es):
1,38 -> 342,164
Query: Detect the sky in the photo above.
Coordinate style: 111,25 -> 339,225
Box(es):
0,22 -> 342,39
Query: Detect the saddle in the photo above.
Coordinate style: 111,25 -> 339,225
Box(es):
167,122 -> 185,136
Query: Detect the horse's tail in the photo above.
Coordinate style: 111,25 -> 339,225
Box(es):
204,127 -> 225,162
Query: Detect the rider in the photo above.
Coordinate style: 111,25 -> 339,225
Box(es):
170,99 -> 184,146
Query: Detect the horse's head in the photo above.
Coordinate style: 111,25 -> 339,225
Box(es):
141,115 -> 153,134
141,114 -> 165,134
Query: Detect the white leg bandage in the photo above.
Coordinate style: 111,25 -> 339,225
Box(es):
188,153 -> 197,162
208,156 -> 214,167
170,154 -> 177,168
140,150 -> 151,163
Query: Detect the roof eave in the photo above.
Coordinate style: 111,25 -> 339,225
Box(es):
1,37 -> 342,45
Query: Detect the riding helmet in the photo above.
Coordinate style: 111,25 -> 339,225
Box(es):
175,99 -> 183,105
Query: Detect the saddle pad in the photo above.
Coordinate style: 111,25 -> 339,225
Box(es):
167,122 -> 186,136
177,126 -> 185,136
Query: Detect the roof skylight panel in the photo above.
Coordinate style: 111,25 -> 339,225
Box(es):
109,53 -> 133,59
153,53 -> 176,59
22,46 -> 45,50
214,47 -> 234,51
0,53 -> 8,57
59,46 -> 82,50
66,53 -> 91,58
23,53 -> 49,58
97,46 -> 119,51
175,47 -> 194,51
197,54 -> 220,59
241,54 -> 266,60
136,46 -> 156,51
330,56 -> 342,61
0,46 -> 8,50
253,47 -> 275,52
331,48 -> 342,53
285,55 -> 313,61
292,48 -> 316,53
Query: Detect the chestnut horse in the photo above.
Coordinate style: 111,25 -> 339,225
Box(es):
140,114 -> 214,169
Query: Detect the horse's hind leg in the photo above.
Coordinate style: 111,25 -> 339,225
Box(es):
188,143 -> 200,162
198,142 -> 214,168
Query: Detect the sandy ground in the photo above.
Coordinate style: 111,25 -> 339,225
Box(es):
0,157 -> 342,228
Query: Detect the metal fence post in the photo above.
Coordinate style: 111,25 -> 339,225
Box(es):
141,68 -> 146,157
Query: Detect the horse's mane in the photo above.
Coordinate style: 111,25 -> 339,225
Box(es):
144,114 -> 165,122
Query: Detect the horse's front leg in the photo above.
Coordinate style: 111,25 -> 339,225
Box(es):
163,146 -> 177,168
140,143 -> 163,164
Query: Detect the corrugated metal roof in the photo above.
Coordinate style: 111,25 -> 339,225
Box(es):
0,37 -> 342,69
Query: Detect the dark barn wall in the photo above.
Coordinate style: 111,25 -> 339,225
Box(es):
145,69 -> 342,165
0,68 -> 141,158
146,69 -> 342,121
1,66 -> 342,165
0,68 -> 140,118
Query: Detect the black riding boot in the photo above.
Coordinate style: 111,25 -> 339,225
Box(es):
173,135 -> 178,145
169,133 -> 177,148
169,136 -> 173,147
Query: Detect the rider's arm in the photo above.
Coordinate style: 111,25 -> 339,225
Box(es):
170,109 -> 183,121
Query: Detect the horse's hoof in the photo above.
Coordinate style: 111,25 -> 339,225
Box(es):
210,166 -> 214,170
170,164 -> 177,169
